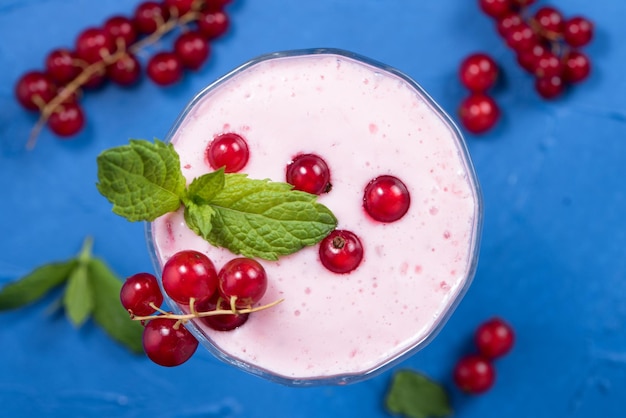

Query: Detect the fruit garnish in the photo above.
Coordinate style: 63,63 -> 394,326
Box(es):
96,139 -> 338,260
318,229 -> 364,274
0,237 -> 143,353
385,370 -> 452,418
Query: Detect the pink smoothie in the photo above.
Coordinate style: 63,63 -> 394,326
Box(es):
148,49 -> 482,385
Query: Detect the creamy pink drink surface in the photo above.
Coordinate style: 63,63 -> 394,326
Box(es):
149,50 -> 481,384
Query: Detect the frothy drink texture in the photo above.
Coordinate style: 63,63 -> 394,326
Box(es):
150,50 -> 481,384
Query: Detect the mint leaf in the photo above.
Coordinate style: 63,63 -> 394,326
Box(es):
96,139 -> 186,222
189,174 -> 337,260
386,370 -> 452,418
0,260 -> 76,310
63,262 -> 93,327
187,168 -> 226,203
184,201 -> 216,238
88,258 -> 144,354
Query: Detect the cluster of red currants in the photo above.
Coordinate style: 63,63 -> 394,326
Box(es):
120,250 -> 269,367
14,0 -> 232,144
453,317 -> 515,394
458,0 -> 594,134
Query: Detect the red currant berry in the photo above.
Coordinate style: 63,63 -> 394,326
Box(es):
197,292 -> 249,331
218,258 -> 268,309
82,67 -> 108,90
174,31 -> 210,70
533,6 -> 564,36
475,317 -> 515,359
496,12 -> 523,37
363,175 -> 410,223
514,0 -> 536,5
164,0 -> 196,16
479,0 -> 512,19
56,85 -> 81,104
15,71 -> 57,111
161,250 -> 218,305
133,1 -> 169,35
534,50 -> 563,78
459,53 -> 498,92
205,132 -> 249,172
516,42 -> 547,73
535,75 -> 565,99
75,27 -> 115,64
108,53 -> 141,86
563,50 -> 591,84
453,355 -> 496,394
286,154 -> 331,195
103,15 -> 138,48
505,23 -> 538,52
206,0 -> 233,10
147,52 -> 183,86
196,10 -> 230,40
319,230 -> 364,274
47,103 -> 85,137
142,318 -> 198,367
563,16 -> 594,48
458,93 -> 500,134
45,49 -> 80,85
120,272 -> 164,316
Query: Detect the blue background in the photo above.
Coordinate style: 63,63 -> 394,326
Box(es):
1,0 -> 625,416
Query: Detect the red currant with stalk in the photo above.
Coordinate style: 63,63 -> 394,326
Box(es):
453,354 -> 496,394
319,230 -> 364,274
218,257 -> 268,310
161,250 -> 218,305
147,52 -> 184,86
363,175 -> 410,223
142,317 -> 198,367
120,272 -> 164,317
286,154 -> 332,195
47,103 -> 85,137
197,292 -> 250,331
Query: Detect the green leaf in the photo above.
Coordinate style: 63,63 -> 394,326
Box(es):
385,370 -> 452,418
0,260 -> 76,310
184,201 -> 216,238
96,139 -> 186,222
88,258 -> 144,354
189,174 -> 337,260
187,168 -> 226,203
63,262 -> 94,327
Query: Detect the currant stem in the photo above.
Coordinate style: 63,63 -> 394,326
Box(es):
130,298 -> 285,323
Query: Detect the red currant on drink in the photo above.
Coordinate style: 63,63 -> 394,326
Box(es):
319,230 -> 364,274
563,16 -> 594,47
108,53 -> 141,86
133,1 -> 169,35
479,0 -> 512,19
47,103 -> 85,137
174,31 -> 210,70
161,250 -> 218,305
197,292 -> 249,331
453,355 -> 495,394
286,154 -> 331,195
563,51 -> 591,84
75,27 -> 115,64
458,53 -> 498,92
15,71 -> 57,111
475,317 -> 515,359
142,318 -> 198,367
363,175 -> 410,223
535,75 -> 565,99
197,10 -> 230,40
103,15 -> 138,48
218,257 -> 268,309
120,272 -> 164,316
147,52 -> 184,86
45,49 -> 80,85
206,132 -> 250,172
458,93 -> 500,134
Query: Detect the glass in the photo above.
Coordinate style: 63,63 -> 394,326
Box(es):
146,48 -> 483,386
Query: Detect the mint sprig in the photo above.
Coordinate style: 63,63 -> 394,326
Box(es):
0,237 -> 143,354
97,139 -> 338,260
385,370 -> 453,418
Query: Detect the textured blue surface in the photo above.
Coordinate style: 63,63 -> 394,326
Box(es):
1,0 -> 625,417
